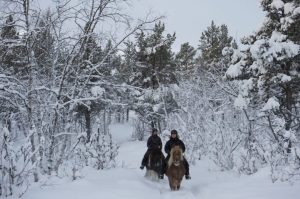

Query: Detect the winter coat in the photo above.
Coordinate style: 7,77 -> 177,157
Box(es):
147,134 -> 162,150
164,138 -> 185,155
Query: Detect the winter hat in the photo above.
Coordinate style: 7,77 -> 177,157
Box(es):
170,129 -> 178,135
152,128 -> 158,134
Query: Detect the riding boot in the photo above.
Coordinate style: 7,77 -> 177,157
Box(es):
140,149 -> 151,169
141,156 -> 147,168
183,157 -> 191,180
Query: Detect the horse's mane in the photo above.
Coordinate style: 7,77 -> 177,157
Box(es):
168,145 -> 183,167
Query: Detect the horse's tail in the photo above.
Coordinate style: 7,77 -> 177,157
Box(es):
147,153 -> 151,168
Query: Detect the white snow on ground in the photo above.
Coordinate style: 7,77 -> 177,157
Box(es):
7,122 -> 300,199
110,122 -> 135,144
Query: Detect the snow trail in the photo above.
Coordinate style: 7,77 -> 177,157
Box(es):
7,123 -> 300,199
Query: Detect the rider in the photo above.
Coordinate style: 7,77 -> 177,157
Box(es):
163,129 -> 191,180
140,128 -> 163,170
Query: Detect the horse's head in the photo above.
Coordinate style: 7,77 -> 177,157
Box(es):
168,145 -> 183,167
166,145 -> 185,190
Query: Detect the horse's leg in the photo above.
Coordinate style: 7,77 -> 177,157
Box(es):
145,169 -> 149,177
172,181 -> 178,191
168,178 -> 174,191
174,179 -> 179,189
171,186 -> 175,191
160,155 -> 166,177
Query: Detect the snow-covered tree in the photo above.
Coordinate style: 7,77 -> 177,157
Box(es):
0,127 -> 15,197
175,42 -> 197,72
0,0 -> 163,196
32,10 -> 55,81
226,0 -> 300,181
198,21 -> 233,66
122,22 -> 179,133
0,15 -> 26,74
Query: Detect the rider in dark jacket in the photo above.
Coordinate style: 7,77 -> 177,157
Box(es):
163,129 -> 191,180
140,128 -> 162,169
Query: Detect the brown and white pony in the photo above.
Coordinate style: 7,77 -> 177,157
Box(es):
145,147 -> 165,181
166,145 -> 185,190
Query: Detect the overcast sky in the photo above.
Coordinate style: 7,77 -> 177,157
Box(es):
130,0 -> 265,51
36,0 -> 265,51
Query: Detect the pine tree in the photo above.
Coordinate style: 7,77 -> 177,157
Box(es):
226,0 -> 300,181
199,21 -> 232,63
175,42 -> 197,71
226,0 -> 300,131
121,22 -> 178,130
0,15 -> 18,39
32,10 -> 55,81
0,15 -> 25,73
133,22 -> 177,89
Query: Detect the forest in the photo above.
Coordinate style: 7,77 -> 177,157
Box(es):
0,0 -> 299,197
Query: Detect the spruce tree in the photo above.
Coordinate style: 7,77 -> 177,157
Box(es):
226,0 -> 300,181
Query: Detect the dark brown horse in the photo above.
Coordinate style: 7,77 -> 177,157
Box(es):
145,147 -> 165,181
166,145 -> 185,190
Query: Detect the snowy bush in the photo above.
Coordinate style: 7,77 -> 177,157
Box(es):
165,74 -> 247,170
87,128 -> 118,170
132,118 -> 147,141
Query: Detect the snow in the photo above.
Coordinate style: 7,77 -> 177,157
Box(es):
7,123 -> 300,199
294,7 -> 300,15
262,97 -> 280,111
110,122 -> 134,145
284,130 -> 291,139
267,31 -> 300,60
278,73 -> 292,82
246,31 -> 300,63
234,94 -> 248,109
240,78 -> 254,97
226,63 -> 243,78
91,86 -> 105,97
153,103 -> 161,112
270,0 -> 284,9
110,69 -> 118,76
284,3 -> 295,14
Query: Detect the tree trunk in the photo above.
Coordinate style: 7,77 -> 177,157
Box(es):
126,109 -> 129,122
284,84 -> 293,153
85,109 -> 91,142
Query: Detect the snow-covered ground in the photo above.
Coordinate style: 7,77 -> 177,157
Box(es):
7,123 -> 300,199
